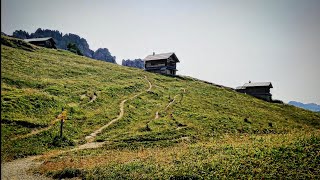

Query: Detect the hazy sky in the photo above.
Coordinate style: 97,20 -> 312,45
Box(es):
2,0 -> 320,104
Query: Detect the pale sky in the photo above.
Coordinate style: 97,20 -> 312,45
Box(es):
2,0 -> 320,104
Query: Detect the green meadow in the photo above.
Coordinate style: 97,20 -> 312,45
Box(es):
1,35 -> 319,179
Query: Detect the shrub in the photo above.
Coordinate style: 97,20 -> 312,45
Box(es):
272,99 -> 284,104
67,43 -> 83,56
51,168 -> 84,179
50,135 -> 75,147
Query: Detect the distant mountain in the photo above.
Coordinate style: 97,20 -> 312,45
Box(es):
93,48 -> 116,63
122,59 -> 144,69
1,32 -> 8,36
288,101 -> 320,112
11,28 -> 116,63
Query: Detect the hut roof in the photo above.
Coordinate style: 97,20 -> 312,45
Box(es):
144,52 -> 180,62
235,86 -> 246,90
242,82 -> 273,88
24,37 -> 56,44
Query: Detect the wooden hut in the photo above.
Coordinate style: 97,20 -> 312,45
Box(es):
143,52 -> 180,75
24,37 -> 57,49
236,82 -> 273,101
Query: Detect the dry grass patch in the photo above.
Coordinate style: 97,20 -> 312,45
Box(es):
36,143 -> 190,173
37,130 -> 319,175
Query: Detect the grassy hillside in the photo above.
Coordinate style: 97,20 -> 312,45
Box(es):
1,35 -> 320,179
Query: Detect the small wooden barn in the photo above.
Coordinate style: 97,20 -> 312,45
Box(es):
143,52 -> 180,75
236,82 -> 273,102
24,37 -> 57,49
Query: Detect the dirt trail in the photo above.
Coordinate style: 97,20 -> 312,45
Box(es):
153,88 -> 186,121
146,76 -> 152,91
10,118 -> 61,141
85,76 -> 152,143
153,95 -> 178,120
165,94 -> 179,110
71,142 -> 106,151
1,155 -> 50,180
2,76 -> 152,180
84,98 -> 128,142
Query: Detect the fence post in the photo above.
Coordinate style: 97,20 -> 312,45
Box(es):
59,108 -> 67,138
60,119 -> 64,138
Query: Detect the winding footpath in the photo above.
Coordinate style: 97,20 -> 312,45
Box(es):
85,76 -> 152,143
10,117 -> 62,141
1,76 -> 152,180
12,90 -> 100,141
153,88 -> 186,120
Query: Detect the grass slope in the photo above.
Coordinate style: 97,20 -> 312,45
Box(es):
1,35 -> 320,179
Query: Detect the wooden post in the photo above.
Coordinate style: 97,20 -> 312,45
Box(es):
59,108 -> 67,138
60,119 -> 64,138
